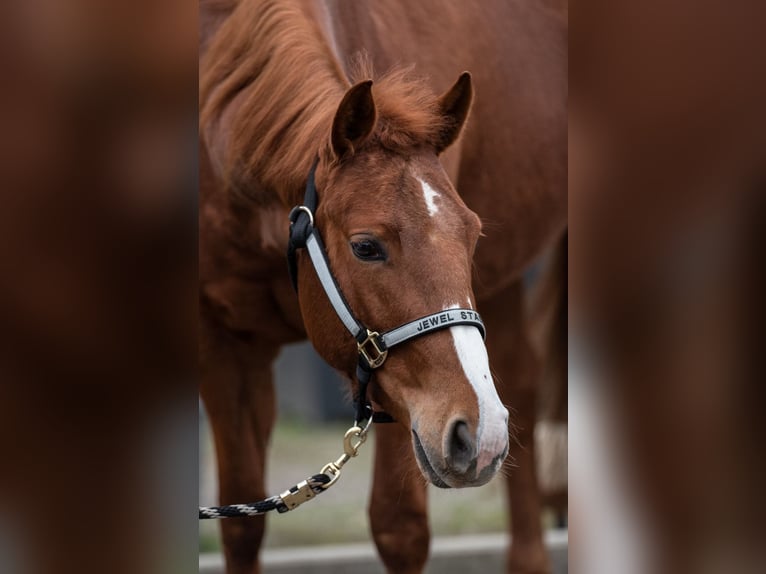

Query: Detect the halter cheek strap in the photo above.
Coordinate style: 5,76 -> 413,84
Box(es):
287,159 -> 486,425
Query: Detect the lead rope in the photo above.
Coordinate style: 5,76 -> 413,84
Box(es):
199,419 -> 372,519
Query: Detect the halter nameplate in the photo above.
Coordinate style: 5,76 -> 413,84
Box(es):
381,309 -> 485,349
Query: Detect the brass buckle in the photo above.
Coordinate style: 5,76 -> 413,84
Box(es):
357,329 -> 388,369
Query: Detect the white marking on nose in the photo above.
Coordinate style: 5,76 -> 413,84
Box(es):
418,178 -> 441,217
448,306 -> 509,471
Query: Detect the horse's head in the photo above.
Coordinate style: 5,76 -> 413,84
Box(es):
296,73 -> 508,488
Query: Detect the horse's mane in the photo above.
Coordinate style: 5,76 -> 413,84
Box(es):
200,0 -> 447,204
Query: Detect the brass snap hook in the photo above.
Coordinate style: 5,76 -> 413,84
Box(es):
343,426 -> 368,458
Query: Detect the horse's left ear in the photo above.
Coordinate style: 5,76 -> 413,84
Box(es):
331,80 -> 377,159
434,72 -> 473,153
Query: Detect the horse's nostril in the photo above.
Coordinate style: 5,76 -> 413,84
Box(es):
447,420 -> 476,475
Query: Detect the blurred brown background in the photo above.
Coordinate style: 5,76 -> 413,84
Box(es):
570,1 -> 766,572
0,2 -> 197,574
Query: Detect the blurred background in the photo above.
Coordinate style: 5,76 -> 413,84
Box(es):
569,2 -> 766,572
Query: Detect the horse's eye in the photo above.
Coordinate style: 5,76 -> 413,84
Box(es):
350,239 -> 386,261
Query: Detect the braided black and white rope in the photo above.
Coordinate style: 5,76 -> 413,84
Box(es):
199,474 -> 331,519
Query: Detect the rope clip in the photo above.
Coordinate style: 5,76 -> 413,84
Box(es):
278,479 -> 318,512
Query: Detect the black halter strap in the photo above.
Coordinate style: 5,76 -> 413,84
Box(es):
287,159 -> 320,290
287,159 -> 486,425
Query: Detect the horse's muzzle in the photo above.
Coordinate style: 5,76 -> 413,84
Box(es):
411,418 -> 508,488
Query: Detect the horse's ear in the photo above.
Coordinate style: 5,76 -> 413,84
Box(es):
434,72 -> 473,153
331,80 -> 377,159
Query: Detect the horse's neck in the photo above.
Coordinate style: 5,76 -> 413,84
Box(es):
200,155 -> 290,283
201,0 -> 347,208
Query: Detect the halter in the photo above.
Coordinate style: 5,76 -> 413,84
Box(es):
287,158 -> 486,425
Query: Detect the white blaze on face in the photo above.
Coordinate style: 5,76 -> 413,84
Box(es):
418,177 -> 441,217
448,306 -> 509,471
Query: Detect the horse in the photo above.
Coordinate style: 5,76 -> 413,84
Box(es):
199,1 -> 567,572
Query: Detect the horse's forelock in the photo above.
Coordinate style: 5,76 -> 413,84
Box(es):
347,56 -> 448,152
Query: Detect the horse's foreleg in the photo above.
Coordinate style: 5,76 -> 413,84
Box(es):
201,337 -> 279,574
482,283 -> 550,574
369,421 -> 430,574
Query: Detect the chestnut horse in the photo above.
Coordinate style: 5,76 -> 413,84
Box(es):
199,1 -> 566,573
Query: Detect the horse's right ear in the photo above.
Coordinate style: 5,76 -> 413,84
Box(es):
434,72 -> 473,153
331,80 -> 377,159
